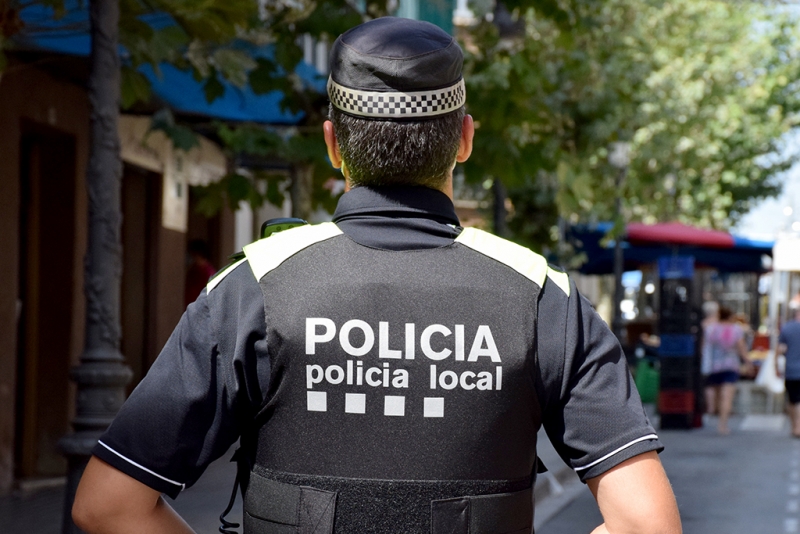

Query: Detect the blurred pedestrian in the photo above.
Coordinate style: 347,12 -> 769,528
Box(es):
778,305 -> 800,437
734,312 -> 756,379
734,312 -> 754,351
701,300 -> 719,329
702,306 -> 748,435
184,239 -> 216,308
700,299 -> 718,414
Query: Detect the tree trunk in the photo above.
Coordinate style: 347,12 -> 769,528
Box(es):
291,163 -> 313,221
59,1 -> 132,531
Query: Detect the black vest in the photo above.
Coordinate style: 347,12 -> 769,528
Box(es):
240,224 -> 559,534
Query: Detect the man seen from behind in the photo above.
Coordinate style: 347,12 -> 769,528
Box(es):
73,17 -> 681,534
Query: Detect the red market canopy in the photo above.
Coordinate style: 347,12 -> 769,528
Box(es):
626,222 -> 735,248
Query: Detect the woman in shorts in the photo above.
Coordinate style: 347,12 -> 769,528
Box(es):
702,306 -> 748,435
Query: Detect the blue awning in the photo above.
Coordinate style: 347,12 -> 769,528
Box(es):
13,1 -> 324,124
567,223 -> 773,274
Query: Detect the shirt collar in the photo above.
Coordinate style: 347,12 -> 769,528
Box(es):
332,185 -> 460,226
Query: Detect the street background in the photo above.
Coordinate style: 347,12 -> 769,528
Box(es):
4,1 -> 800,533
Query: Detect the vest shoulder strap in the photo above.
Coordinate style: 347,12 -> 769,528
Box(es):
455,227 -> 570,296
243,222 -> 343,282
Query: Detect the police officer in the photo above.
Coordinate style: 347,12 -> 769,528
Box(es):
74,17 -> 681,534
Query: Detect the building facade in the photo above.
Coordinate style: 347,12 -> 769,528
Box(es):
0,61 -> 233,494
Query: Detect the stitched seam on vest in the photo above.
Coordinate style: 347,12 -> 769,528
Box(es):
455,228 -> 548,288
244,222 -> 344,281
206,258 -> 247,293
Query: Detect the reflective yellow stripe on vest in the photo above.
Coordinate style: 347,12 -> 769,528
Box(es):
244,222 -> 343,281
455,227 -> 570,296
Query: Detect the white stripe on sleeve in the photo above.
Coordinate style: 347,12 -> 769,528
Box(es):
573,434 -> 659,472
97,441 -> 185,491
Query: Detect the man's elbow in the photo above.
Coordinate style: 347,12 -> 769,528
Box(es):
72,491 -> 107,533
612,515 -> 682,534
589,452 -> 682,534
72,456 -> 151,533
608,496 -> 682,534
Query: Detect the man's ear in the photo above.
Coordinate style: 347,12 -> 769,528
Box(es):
323,120 -> 342,169
456,114 -> 474,163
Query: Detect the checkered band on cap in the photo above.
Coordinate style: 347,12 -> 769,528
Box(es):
328,77 -> 466,119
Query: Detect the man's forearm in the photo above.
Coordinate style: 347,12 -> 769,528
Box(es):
76,497 -> 195,534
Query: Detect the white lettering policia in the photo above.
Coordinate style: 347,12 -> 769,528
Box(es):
305,318 -> 503,391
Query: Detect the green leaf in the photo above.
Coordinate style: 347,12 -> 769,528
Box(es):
212,48 -> 258,88
249,58 -> 283,95
274,39 -> 303,72
217,123 -> 282,157
192,182 -> 226,217
203,73 -> 226,103
225,172 -> 263,210
282,134 -> 326,163
186,40 -> 211,79
120,66 -> 152,108
265,175 -> 286,208
168,125 -> 201,152
295,2 -> 362,37
148,108 -> 200,152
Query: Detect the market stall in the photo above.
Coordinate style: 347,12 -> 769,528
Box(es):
566,221 -> 775,426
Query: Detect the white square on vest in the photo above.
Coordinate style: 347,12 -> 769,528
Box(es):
384,396 -> 405,416
345,393 -> 366,414
307,391 -> 327,412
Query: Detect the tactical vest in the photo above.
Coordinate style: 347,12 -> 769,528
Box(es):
237,223 -> 570,534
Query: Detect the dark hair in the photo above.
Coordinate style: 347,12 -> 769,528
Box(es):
329,104 -> 465,189
718,306 -> 733,321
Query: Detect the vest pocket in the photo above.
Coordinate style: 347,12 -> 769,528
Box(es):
244,469 -> 337,534
430,486 -> 533,534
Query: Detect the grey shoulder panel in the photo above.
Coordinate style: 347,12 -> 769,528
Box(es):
455,228 -> 570,296
243,222 -> 344,282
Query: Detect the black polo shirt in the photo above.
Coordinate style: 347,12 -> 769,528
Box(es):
93,185 -> 661,499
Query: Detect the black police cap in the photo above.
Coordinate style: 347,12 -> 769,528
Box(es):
327,17 -> 465,120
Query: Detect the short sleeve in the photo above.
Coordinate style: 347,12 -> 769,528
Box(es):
538,278 -> 662,482
92,262 -> 269,498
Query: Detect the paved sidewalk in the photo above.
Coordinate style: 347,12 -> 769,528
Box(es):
0,431 -> 576,533
539,412 -> 796,533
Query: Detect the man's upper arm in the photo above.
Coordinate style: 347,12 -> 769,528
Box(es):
538,276 -> 662,482
90,261 -> 268,498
